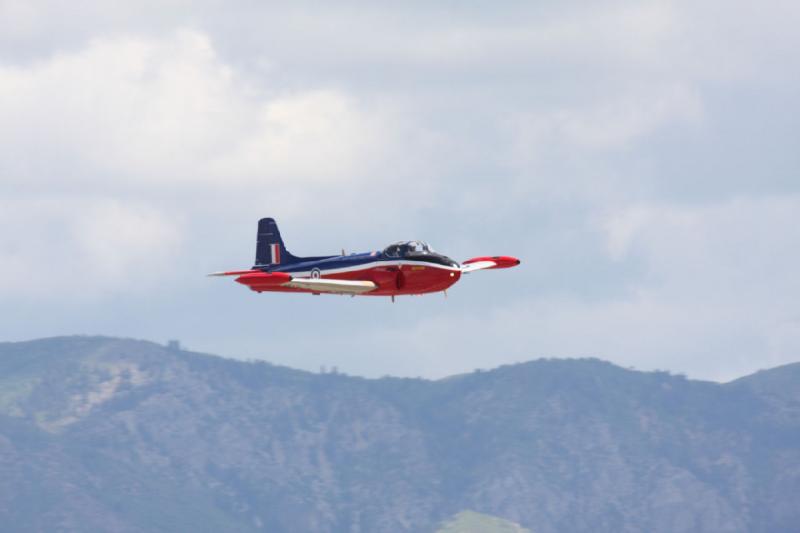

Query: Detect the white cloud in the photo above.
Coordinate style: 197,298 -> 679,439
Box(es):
502,82 -> 704,214
600,196 -> 800,301
0,30 -> 385,190
513,83 -> 703,159
0,196 -> 182,298
72,200 -> 182,282
212,89 -> 383,184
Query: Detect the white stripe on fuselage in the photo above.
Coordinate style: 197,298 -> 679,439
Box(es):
283,259 -> 459,278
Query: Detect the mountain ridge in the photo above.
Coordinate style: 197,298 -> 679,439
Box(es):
4,334 -> 796,384
1,336 -> 799,532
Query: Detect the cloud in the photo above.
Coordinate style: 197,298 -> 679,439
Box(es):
513,83 -> 703,156
212,90 -> 383,184
0,196 -> 181,298
599,196 -> 800,300
0,30 -> 385,191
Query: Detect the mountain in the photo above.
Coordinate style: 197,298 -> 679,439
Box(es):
1,336 -> 798,533
435,511 -> 530,533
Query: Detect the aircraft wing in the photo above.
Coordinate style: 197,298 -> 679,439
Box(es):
460,260 -> 498,273
461,256 -> 521,273
284,278 -> 377,294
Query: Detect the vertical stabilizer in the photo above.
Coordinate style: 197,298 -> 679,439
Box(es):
255,218 -> 298,267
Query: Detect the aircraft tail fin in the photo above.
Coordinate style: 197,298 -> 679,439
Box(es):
255,218 -> 300,267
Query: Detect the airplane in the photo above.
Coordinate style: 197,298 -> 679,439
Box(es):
210,218 -> 520,299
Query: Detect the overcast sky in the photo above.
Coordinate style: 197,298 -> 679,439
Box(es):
2,0 -> 799,381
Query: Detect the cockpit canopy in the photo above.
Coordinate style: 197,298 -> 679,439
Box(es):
382,241 -> 433,258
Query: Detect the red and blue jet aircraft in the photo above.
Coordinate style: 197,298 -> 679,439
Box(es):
210,218 -> 520,299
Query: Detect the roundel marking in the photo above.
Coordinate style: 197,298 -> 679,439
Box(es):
311,268 -> 321,279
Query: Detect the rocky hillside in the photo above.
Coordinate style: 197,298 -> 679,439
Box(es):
1,337 -> 798,532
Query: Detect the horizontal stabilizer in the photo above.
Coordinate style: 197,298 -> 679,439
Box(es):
207,270 -> 262,277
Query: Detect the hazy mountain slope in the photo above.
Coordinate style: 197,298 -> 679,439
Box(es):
730,362 -> 800,403
0,337 -> 798,533
724,363 -> 800,529
436,510 -> 531,533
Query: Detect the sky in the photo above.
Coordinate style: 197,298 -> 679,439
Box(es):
1,0 -> 799,381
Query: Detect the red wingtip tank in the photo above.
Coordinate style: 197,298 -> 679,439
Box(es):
462,256 -> 521,269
